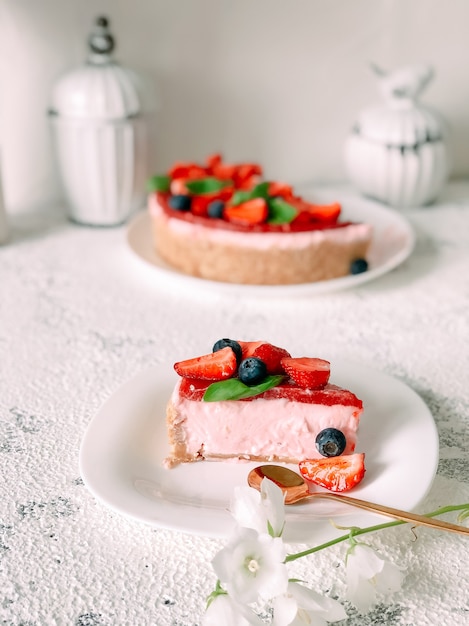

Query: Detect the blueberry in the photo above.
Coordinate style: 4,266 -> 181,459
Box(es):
213,338 -> 243,364
207,199 -> 225,218
168,194 -> 191,211
350,258 -> 369,275
315,428 -> 346,457
238,357 -> 267,386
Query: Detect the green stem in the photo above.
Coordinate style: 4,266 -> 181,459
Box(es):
285,503 -> 469,563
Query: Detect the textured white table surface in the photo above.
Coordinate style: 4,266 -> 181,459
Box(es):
1,183 -> 468,626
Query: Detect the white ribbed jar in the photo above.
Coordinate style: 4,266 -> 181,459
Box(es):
345,64 -> 449,208
49,16 -> 153,226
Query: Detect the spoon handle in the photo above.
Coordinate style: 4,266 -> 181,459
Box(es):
314,492 -> 469,536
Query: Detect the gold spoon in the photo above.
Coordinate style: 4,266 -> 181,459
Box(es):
247,465 -> 469,536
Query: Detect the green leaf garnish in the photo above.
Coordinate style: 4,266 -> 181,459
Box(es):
231,181 -> 271,206
203,375 -> 284,402
267,197 -> 298,224
185,177 -> 231,195
147,175 -> 171,193
251,181 -> 270,199
231,189 -> 253,205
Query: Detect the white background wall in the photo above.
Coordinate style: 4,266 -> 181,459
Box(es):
1,0 -> 469,214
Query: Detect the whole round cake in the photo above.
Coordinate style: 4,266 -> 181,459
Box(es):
147,154 -> 372,285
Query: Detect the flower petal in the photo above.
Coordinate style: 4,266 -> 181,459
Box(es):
230,481 -> 286,537
288,582 -> 347,622
212,528 -> 288,604
346,576 -> 376,614
261,478 -> 286,537
374,561 -> 405,594
231,486 -> 264,532
203,594 -> 264,626
271,593 -> 298,626
345,543 -> 404,613
347,544 -> 385,579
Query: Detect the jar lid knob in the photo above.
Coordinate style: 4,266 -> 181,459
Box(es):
88,15 -> 115,59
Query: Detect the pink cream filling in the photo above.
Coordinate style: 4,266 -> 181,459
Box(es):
171,385 -> 361,461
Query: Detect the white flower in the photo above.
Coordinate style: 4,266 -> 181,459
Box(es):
212,527 -> 289,604
272,581 -> 347,626
203,593 -> 264,626
230,478 -> 286,537
346,543 -> 405,613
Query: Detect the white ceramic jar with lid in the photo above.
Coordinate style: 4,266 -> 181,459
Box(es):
344,64 -> 449,208
49,16 -> 154,226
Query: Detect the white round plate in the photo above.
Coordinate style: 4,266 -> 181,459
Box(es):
79,361 -> 438,544
126,189 -> 415,297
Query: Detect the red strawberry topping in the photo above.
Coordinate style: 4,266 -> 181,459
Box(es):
190,187 -> 233,217
232,163 -> 262,188
288,198 -> 341,225
169,163 -> 207,180
267,181 -> 294,199
281,357 -> 331,389
223,197 -> 268,226
238,341 -> 266,360
174,346 -> 237,381
252,343 -> 292,374
299,453 -> 366,492
304,202 -> 341,223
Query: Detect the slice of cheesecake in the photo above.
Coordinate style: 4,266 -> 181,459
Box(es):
164,340 -> 363,468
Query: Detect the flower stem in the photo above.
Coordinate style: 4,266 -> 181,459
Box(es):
285,503 -> 469,562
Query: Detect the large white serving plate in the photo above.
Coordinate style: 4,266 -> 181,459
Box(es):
79,362 -> 438,544
126,190 -> 415,297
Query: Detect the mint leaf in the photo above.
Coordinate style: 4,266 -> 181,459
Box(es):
231,189 -> 253,206
147,175 -> 171,193
203,375 -> 284,402
251,181 -> 270,199
185,177 -> 230,195
231,182 -> 270,206
268,197 -> 298,224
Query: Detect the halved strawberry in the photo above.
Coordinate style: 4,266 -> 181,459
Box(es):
206,153 -> 234,180
205,153 -> 222,171
212,162 -> 238,181
299,453 -> 366,492
174,346 -> 237,380
252,343 -> 292,374
232,163 -> 263,187
281,357 -> 330,389
288,198 -> 341,224
304,202 -> 341,223
267,181 -> 294,199
169,163 -> 207,180
223,197 -> 268,226
238,341 -> 266,360
236,175 -> 262,190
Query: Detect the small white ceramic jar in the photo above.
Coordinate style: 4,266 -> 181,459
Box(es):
49,16 -> 154,226
344,64 -> 449,208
